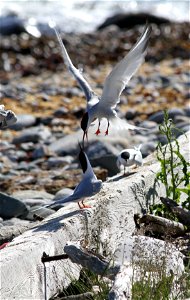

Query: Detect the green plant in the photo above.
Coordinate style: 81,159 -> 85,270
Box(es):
52,268 -> 111,300
151,110 -> 190,218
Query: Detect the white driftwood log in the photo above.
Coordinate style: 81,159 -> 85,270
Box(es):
62,238 -> 184,300
109,235 -> 184,300
0,132 -> 189,299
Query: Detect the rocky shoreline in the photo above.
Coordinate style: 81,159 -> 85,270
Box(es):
0,19 -> 190,298
0,22 -> 190,228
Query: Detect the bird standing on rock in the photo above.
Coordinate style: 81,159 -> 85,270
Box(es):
52,23 -> 151,146
117,145 -> 143,175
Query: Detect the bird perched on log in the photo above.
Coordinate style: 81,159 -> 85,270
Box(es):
42,146 -> 102,209
117,145 -> 143,174
51,23 -> 151,146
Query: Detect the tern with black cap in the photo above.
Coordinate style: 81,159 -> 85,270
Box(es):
117,145 -> 143,175
41,145 -> 102,209
51,23 -> 151,146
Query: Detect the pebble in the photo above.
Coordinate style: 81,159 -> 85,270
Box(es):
12,190 -> 54,202
46,156 -> 74,169
141,142 -> 157,157
149,108 -> 185,124
12,125 -> 52,144
0,23 -> 189,237
26,206 -> 55,221
10,114 -> 36,130
53,188 -> 73,201
53,107 -> 69,117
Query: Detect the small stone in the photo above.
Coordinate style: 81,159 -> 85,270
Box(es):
12,190 -> 54,202
53,188 -> 73,201
26,206 -> 55,220
32,145 -> 52,160
10,114 -> 36,130
149,108 -> 185,124
46,156 -> 74,169
125,109 -> 138,120
53,107 -> 69,117
139,120 -> 158,130
12,125 -> 52,144
141,142 -> 157,157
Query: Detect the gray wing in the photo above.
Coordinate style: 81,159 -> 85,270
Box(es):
49,178 -> 95,206
53,27 -> 94,102
99,25 -> 151,109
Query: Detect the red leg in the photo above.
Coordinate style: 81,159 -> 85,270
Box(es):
105,121 -> 110,135
95,121 -> 101,135
81,200 -> 91,208
78,200 -> 91,209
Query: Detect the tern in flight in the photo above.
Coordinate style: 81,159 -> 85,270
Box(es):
52,24 -> 151,145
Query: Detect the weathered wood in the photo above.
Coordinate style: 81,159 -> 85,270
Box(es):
160,197 -> 190,226
109,264 -> 133,300
63,237 -> 184,300
0,222 -> 38,244
109,235 -> 184,300
0,132 -> 189,300
139,213 -> 185,236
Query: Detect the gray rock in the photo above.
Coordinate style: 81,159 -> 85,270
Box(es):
159,76 -> 171,87
20,142 -> 36,151
141,142 -> 157,157
17,176 -> 36,185
12,190 -> 54,202
46,156 -> 74,169
53,107 -> 69,117
174,115 -> 190,124
139,120 -> 158,130
125,109 -> 137,120
157,134 -> 168,145
0,192 -> 29,219
184,107 -> 190,117
10,114 -> 36,130
26,206 -> 55,220
53,188 -> 73,201
149,108 -> 185,124
87,141 -> 119,176
12,125 -> 51,144
49,131 -> 80,156
32,145 -> 52,160
6,149 -> 28,162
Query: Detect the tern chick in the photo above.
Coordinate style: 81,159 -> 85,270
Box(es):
117,145 -> 143,175
47,147 -> 102,209
52,24 -> 151,146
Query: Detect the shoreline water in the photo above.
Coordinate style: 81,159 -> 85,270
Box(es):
0,0 -> 189,33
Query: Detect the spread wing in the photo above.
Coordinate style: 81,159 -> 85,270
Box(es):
99,25 -> 151,109
53,26 -> 95,102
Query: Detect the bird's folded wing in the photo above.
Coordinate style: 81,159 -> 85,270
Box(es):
53,26 -> 94,102
99,25 -> 151,109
